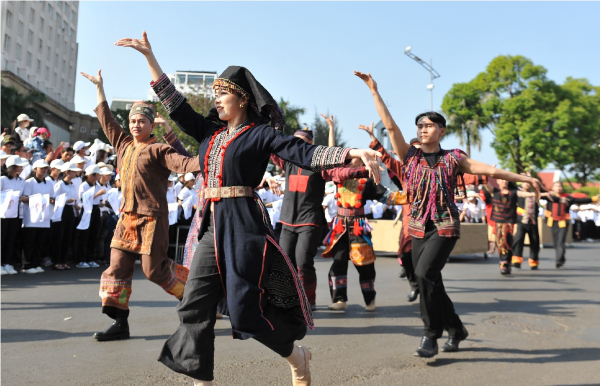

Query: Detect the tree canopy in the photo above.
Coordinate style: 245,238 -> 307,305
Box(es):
1,85 -> 47,133
441,55 -> 600,183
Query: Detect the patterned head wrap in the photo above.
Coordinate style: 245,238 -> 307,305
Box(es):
207,66 -> 284,131
129,102 -> 156,123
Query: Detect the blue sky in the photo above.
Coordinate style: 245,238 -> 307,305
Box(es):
74,1 -> 600,168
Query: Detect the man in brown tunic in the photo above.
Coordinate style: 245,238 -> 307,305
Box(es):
82,70 -> 201,341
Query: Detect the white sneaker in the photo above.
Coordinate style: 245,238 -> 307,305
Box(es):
1,267 -> 7,276
42,257 -> 53,267
328,301 -> 348,311
76,262 -> 90,268
34,266 -> 45,273
135,260 -> 141,265
88,261 -> 100,268
6,265 -> 18,275
22,267 -> 39,274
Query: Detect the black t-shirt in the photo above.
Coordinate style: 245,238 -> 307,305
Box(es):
483,187 -> 518,223
422,150 -> 443,168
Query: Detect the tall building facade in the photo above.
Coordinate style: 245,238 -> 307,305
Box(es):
147,70 -> 216,102
1,1 -> 100,145
2,1 -> 78,110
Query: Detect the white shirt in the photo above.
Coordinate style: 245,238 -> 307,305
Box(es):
0,175 -> 25,218
106,187 -> 123,217
464,199 -> 485,222
54,179 -> 78,206
364,200 -> 374,215
98,182 -> 112,214
178,186 -> 193,202
79,181 -> 102,205
371,202 -> 385,219
173,182 -> 183,199
15,127 -> 30,142
22,177 -> 56,228
269,199 -> 283,229
72,176 -> 83,197
322,193 -> 338,223
167,186 -> 177,205
19,162 -> 32,180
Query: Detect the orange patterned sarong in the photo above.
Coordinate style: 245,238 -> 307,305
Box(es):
110,212 -> 157,255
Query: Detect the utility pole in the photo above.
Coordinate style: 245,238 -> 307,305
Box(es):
404,46 -> 440,111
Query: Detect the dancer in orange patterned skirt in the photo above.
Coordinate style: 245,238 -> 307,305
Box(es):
81,70 -> 202,341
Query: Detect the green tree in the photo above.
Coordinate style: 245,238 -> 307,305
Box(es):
278,98 -> 305,136
97,108 -> 131,144
441,81 -> 487,156
310,112 -> 346,147
1,85 -> 46,133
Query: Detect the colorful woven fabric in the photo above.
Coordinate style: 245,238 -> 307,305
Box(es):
495,222 -> 514,256
110,212 -> 157,255
329,275 -> 348,290
182,174 -> 205,270
401,146 -> 466,239
159,258 -> 189,299
349,242 -> 376,266
100,276 -> 132,311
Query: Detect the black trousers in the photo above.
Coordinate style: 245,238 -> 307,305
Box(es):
52,206 -> 76,265
76,205 -> 101,263
1,217 -> 22,266
512,222 -> 540,262
399,251 -> 419,291
551,222 -> 569,264
96,212 -> 109,262
22,227 -> 50,269
328,231 -> 376,305
104,213 -> 119,262
279,225 -> 322,305
412,222 -> 464,340
158,218 -> 306,381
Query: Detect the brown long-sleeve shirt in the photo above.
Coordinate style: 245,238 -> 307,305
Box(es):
94,101 -> 201,217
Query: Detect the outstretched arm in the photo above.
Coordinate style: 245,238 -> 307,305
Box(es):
320,114 -> 336,147
355,71 -> 411,160
459,157 -> 543,200
81,70 -> 129,154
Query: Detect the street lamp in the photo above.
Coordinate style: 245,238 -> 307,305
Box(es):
404,46 -> 440,111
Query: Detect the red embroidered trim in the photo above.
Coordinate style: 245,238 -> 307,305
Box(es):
203,124 -> 255,202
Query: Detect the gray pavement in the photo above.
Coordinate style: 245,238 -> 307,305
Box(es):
2,243 -> 600,386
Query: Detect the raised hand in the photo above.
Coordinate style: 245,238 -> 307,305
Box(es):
354,71 -> 378,92
115,31 -> 153,56
349,149 -> 382,184
154,113 -> 172,133
80,69 -> 103,86
319,114 -> 334,128
358,122 -> 375,136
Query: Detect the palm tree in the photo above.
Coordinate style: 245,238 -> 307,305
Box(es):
278,98 -> 306,136
1,85 -> 47,133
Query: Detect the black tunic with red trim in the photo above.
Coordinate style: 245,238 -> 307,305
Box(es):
152,74 -> 350,339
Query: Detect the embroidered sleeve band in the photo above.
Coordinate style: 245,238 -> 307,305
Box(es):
310,146 -> 350,172
151,73 -> 185,114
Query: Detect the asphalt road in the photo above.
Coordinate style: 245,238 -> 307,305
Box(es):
2,243 -> 600,386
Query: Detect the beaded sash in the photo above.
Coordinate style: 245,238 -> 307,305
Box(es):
203,186 -> 253,199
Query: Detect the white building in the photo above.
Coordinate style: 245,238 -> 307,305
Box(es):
147,70 -> 217,102
2,1 -> 79,110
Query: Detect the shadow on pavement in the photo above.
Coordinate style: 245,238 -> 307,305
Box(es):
427,347 -> 600,366
1,300 -> 176,311
456,298 -> 600,318
307,324 -> 422,337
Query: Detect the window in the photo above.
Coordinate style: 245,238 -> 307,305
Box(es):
71,10 -> 75,21
54,53 -> 58,67
62,21 -> 66,30
205,76 -> 215,85
3,34 -> 11,52
62,60 -> 66,71
30,9 -> 35,23
63,2 -> 67,13
46,46 -> 50,59
28,30 -> 34,45
55,12 -> 59,21
187,75 -> 203,85
6,10 -> 13,28
38,38 -> 42,50
26,52 -> 32,67
19,2 -> 25,13
49,27 -> 52,40
69,28 -> 74,37
56,38 -> 60,49
37,59 -> 41,74
39,17 -> 44,31
54,71 -> 58,86
176,74 -> 186,84
18,21 -> 24,36
16,43 -> 22,59
45,66 -> 50,80
47,4 -> 53,13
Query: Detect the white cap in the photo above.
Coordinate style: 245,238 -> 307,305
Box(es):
96,162 -> 114,171
0,150 -> 10,159
184,173 -> 195,182
571,205 -> 579,210
108,154 -> 117,162
32,159 -> 50,169
73,140 -> 90,152
177,173 -> 184,178
325,181 -> 336,194
50,159 -> 65,169
71,155 -> 86,164
17,113 -> 34,122
99,167 -> 114,176
5,155 -> 29,167
85,164 -> 101,175
115,174 -> 120,181
168,174 -> 178,182
61,162 -> 82,172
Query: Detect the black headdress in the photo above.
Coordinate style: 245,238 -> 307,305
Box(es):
206,66 -> 284,131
